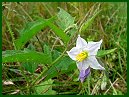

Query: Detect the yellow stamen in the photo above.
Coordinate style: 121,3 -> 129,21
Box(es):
76,51 -> 88,62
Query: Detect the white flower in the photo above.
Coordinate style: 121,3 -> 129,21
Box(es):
67,35 -> 105,82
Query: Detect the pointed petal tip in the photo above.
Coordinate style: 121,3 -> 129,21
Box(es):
80,78 -> 84,83
76,35 -> 87,48
66,51 -> 69,54
100,39 -> 103,43
80,80 -> 84,83
99,66 -> 105,70
101,67 -> 105,70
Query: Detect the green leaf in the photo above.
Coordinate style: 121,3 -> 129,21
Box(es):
27,43 -> 36,51
43,44 -> 51,55
52,50 -> 61,61
15,18 -> 55,50
79,11 -> 100,33
66,27 -> 78,37
56,7 -> 75,31
35,79 -> 56,95
43,50 -> 76,81
22,62 -> 38,73
43,44 -> 52,63
2,50 -> 51,64
46,20 -> 70,43
33,50 -> 75,82
97,48 -> 117,57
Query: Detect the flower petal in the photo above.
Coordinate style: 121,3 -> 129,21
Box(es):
79,67 -> 90,83
79,67 -> 90,78
76,35 -> 87,48
87,56 -> 105,70
67,47 -> 80,60
76,60 -> 89,71
87,39 -> 102,55
76,62 -> 83,70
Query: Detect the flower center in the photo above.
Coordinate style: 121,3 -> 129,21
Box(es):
76,51 -> 88,62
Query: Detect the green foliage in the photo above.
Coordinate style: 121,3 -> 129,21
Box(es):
2,50 -> 51,64
15,18 -> 55,50
56,7 -> 75,31
101,74 -> 108,90
56,7 -> 77,36
79,11 -> 101,33
43,44 -> 52,63
46,19 -> 70,43
22,62 -> 38,73
97,48 -> 117,57
2,2 -> 127,95
35,79 -> 56,95
43,50 -> 76,81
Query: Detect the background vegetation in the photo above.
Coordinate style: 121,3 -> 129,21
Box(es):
2,2 -> 127,95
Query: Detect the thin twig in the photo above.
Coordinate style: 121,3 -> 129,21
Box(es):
104,78 -> 119,95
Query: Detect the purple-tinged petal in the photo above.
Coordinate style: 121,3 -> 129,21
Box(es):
79,67 -> 90,83
76,60 -> 89,71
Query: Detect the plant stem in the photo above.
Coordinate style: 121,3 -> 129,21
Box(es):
87,73 -> 91,95
30,28 -> 77,87
3,16 -> 16,50
35,35 -> 44,52
30,45 -> 68,86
